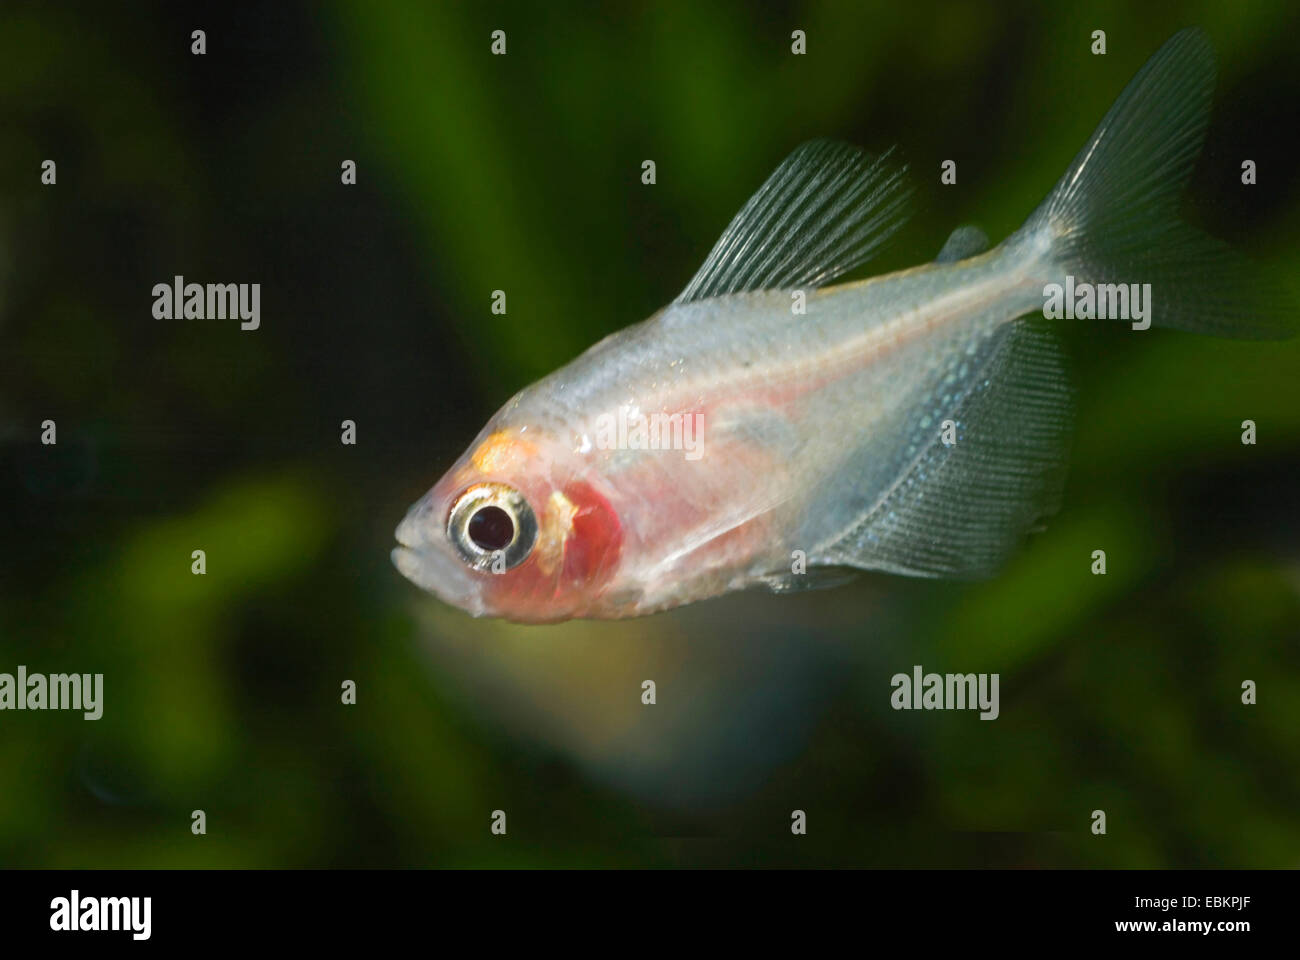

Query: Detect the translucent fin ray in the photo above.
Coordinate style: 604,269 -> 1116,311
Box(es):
1023,27 -> 1293,339
935,225 -> 990,263
760,567 -> 860,594
676,140 -> 912,303
814,319 -> 1072,579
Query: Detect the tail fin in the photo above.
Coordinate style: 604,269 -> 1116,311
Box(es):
1020,28 -> 1292,339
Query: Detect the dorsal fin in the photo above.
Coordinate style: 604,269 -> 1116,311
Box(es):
935,224 -> 990,263
675,140 -> 912,303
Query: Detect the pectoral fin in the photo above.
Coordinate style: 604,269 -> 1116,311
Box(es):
760,567 -> 860,594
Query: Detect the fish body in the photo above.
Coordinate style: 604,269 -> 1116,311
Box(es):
393,30 -> 1286,622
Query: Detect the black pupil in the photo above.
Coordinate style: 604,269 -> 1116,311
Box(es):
467,505 -> 514,551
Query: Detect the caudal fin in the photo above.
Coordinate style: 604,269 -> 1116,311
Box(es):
1021,28 -> 1292,339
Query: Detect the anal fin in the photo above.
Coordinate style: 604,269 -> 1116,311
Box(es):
814,318 -> 1073,579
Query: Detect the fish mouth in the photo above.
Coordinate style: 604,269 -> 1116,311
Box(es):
390,543 -> 431,587
390,515 -> 425,583
391,508 -> 489,617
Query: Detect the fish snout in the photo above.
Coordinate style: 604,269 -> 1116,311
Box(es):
394,490 -> 440,550
392,492 -> 490,616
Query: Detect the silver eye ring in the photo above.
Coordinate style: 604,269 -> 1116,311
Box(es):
447,483 -> 538,572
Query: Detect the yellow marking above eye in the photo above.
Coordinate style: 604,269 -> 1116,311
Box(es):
471,430 -> 536,473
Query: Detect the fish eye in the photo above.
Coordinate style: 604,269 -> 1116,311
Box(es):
447,483 -> 537,571
468,505 -> 514,551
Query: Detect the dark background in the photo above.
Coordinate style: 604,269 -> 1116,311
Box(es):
1,0 -> 1298,867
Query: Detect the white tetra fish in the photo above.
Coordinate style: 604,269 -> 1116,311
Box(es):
393,29 -> 1288,623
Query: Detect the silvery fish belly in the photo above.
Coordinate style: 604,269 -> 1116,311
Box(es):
393,29 -> 1288,623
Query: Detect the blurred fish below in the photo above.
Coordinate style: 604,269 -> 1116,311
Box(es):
402,584 -> 886,810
